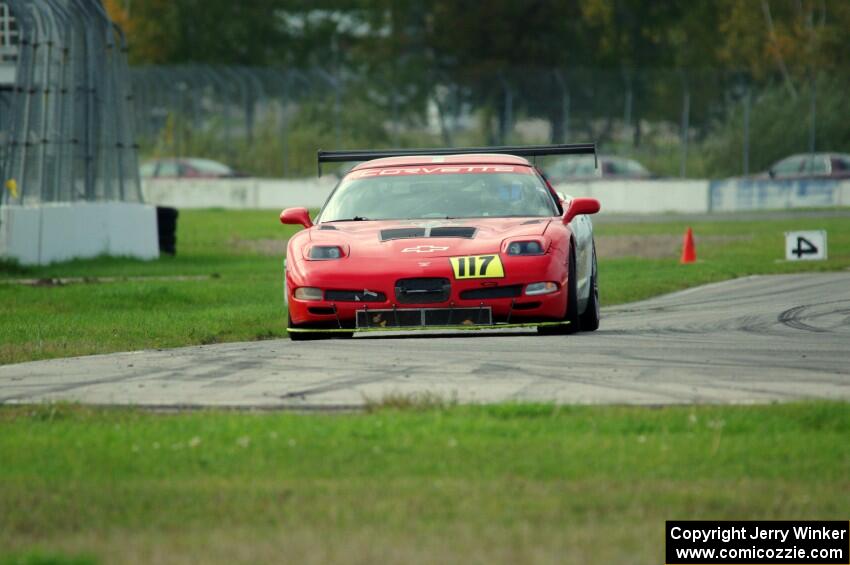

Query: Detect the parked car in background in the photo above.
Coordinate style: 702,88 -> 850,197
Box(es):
140,158 -> 246,179
759,153 -> 850,180
543,155 -> 652,183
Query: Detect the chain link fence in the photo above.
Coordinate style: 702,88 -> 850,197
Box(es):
2,0 -> 844,189
0,0 -> 140,206
130,64 -> 849,180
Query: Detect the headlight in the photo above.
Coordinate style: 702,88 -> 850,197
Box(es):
294,287 -> 323,300
308,246 -> 344,260
507,241 -> 544,256
525,282 -> 558,296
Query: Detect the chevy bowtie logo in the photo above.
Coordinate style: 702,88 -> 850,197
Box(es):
401,245 -> 449,253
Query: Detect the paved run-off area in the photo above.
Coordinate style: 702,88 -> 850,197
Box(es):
1,273 -> 848,408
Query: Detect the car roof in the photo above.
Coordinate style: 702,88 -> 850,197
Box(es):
785,152 -> 850,159
350,153 -> 531,171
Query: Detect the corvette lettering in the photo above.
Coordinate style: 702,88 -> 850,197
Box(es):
449,255 -> 505,279
348,165 -> 530,179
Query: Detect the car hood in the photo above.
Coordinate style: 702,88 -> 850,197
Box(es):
306,217 -> 553,259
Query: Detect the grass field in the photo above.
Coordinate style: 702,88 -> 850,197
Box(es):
1,402 -> 848,564
1,209 -> 849,365
2,211 -> 848,564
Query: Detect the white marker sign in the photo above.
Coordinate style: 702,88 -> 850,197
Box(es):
785,230 -> 827,261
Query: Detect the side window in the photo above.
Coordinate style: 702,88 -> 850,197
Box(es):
607,160 -> 626,175
832,157 -> 850,172
577,161 -> 597,176
139,162 -> 157,178
157,161 -> 180,177
626,159 -> 649,176
771,156 -> 804,177
801,155 -> 829,175
180,163 -> 198,178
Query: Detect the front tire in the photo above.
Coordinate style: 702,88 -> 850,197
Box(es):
579,243 -> 600,332
538,242 -> 580,335
287,313 -> 352,340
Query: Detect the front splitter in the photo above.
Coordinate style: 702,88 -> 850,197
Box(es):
287,320 -> 570,333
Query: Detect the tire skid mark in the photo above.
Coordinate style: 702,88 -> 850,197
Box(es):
511,365 -> 698,403
0,369 -> 177,403
778,299 -> 850,333
276,367 -> 430,400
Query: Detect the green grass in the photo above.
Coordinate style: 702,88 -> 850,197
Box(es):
0,402 -> 847,564
1,209 -> 849,365
0,210 -> 298,364
599,214 -> 850,304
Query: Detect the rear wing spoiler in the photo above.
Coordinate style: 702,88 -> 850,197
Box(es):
316,143 -> 596,176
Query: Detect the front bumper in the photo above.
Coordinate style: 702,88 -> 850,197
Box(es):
286,253 -> 569,327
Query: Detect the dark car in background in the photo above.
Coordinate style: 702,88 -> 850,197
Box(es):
140,158 -> 246,179
761,153 -> 850,180
543,155 -> 652,183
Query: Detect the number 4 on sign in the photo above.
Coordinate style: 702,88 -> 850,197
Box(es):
785,230 -> 827,261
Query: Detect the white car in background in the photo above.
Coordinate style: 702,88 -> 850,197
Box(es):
543,155 -> 652,183
760,153 -> 850,180
140,158 -> 246,180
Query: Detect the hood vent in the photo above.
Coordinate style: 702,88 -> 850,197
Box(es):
429,226 -> 476,238
380,228 -> 426,241
381,226 -> 477,241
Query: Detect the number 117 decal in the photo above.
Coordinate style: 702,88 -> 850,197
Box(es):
449,255 -> 505,279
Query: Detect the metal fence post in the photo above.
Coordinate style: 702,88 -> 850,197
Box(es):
743,85 -> 751,176
622,68 -> 632,151
679,70 -> 690,178
315,68 -> 342,149
553,70 -> 569,143
498,74 -> 512,145
808,69 -> 817,155
7,0 -> 36,202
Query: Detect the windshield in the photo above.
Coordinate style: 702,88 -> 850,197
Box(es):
186,159 -> 233,175
318,167 -> 559,222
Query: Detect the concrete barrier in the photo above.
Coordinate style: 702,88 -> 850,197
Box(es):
142,177 -> 336,210
0,202 -> 159,266
558,178 -> 850,214
556,180 -> 711,214
708,178 -> 850,212
141,176 -> 850,214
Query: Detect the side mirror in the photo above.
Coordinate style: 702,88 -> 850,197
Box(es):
768,169 -> 776,179
280,207 -> 313,228
562,197 -> 600,224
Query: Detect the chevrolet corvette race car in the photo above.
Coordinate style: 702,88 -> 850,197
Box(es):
280,144 -> 601,340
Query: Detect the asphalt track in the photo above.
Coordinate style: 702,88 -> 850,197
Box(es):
1,272 -> 848,408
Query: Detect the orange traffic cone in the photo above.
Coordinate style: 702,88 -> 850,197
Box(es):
680,227 -> 697,264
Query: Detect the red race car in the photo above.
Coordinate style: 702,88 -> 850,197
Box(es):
280,144 -> 601,340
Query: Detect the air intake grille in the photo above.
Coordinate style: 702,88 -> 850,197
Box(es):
355,307 -> 492,328
325,289 -> 387,302
394,278 -> 451,304
459,285 -> 522,300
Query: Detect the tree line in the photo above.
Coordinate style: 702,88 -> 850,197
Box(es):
107,0 -> 850,176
